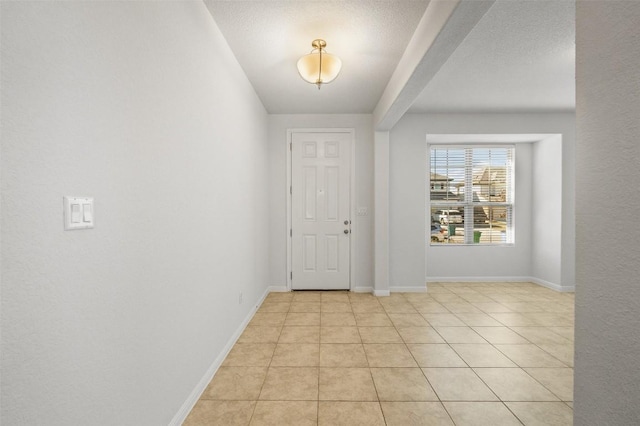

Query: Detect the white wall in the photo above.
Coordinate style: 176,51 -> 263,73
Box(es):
389,113 -> 575,289
374,131 -> 391,295
426,142 -> 534,281
531,135 -> 563,287
575,2 -> 640,423
268,115 -> 374,291
1,2 -> 269,425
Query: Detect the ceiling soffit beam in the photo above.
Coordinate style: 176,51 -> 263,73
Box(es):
373,0 -> 495,131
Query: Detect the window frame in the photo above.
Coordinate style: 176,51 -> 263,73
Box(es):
428,144 -> 515,246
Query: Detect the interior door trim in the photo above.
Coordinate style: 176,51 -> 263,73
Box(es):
286,128 -> 356,291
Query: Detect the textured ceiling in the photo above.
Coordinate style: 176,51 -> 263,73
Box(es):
204,0 -> 430,114
204,0 -> 575,115
409,0 -> 575,113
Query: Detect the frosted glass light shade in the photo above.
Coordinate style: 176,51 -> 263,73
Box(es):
296,40 -> 342,88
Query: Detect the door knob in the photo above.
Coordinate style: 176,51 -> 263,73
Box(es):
344,229 -> 349,234
344,220 -> 349,225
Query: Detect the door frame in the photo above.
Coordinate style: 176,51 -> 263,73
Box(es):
286,128 -> 356,291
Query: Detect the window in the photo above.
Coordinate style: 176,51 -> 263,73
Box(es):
429,146 -> 514,245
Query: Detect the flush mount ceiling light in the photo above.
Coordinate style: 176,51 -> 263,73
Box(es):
296,39 -> 342,89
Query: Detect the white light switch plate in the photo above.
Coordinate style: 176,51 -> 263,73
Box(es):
64,196 -> 94,230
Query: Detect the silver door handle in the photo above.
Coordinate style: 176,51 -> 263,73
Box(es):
344,229 -> 349,234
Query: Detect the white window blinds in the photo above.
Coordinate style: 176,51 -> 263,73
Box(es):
429,146 -> 514,245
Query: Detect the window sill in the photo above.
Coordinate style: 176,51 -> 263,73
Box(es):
429,243 -> 515,247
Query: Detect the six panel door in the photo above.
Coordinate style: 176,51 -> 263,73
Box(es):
291,132 -> 351,290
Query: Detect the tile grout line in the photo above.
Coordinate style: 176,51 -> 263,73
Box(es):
413,297 -> 508,420
246,295 -> 290,425
396,298 -> 460,426
317,294 -> 322,424
351,296 -> 386,425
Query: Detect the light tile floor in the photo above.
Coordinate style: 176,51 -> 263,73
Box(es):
184,282 -> 574,425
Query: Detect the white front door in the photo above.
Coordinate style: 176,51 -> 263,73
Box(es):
291,131 -> 351,290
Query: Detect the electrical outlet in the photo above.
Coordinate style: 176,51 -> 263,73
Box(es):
239,291 -> 243,304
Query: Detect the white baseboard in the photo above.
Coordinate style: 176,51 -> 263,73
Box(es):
267,285 -> 289,293
390,286 -> 427,293
373,289 -> 390,297
353,286 -> 374,293
529,277 -> 575,292
426,276 -> 574,293
426,276 -> 532,283
169,286 -> 271,426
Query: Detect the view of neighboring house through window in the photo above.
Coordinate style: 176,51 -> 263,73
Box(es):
429,146 -> 514,245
